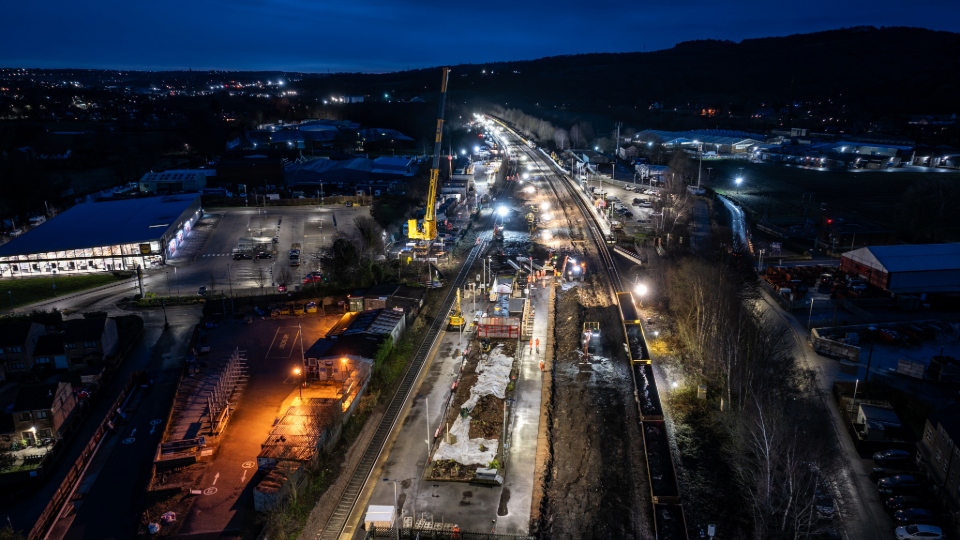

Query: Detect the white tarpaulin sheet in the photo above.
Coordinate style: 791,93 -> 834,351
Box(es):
433,415 -> 498,465
462,345 -> 513,410
433,345 -> 514,465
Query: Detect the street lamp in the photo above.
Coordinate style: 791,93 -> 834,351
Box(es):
293,367 -> 302,399
382,478 -> 400,538
735,177 -> 743,194
635,283 -> 648,306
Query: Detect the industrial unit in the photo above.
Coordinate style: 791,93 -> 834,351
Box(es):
0,195 -> 202,276
841,243 -> 960,294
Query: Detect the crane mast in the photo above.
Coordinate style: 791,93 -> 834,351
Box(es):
408,66 -> 451,242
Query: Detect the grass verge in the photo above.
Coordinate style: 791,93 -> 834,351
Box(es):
1,273 -> 130,310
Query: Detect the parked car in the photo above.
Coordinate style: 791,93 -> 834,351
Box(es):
256,252 -> 273,259
815,494 -> 836,518
197,286 -> 207,296
302,272 -> 324,284
624,211 -> 634,218
874,449 -> 913,467
233,253 -> 253,260
277,284 -> 287,292
345,201 -> 354,207
894,523 -> 943,539
872,467 -> 916,481
886,496 -> 927,514
893,508 -> 937,526
879,475 -> 923,495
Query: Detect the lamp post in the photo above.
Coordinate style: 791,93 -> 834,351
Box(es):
160,298 -> 169,329
807,298 -> 816,331
293,368 -> 303,400
175,266 -> 180,298
735,176 -> 743,194
382,478 -> 400,538
850,378 -> 859,413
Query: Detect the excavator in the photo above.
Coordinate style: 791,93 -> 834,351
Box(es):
407,66 -> 451,247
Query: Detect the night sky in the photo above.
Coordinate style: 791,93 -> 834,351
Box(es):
3,0 -> 959,73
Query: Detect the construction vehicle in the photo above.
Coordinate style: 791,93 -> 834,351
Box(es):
480,338 -> 492,353
407,67 -> 451,244
493,223 -> 504,242
448,288 -> 465,331
525,212 -> 537,232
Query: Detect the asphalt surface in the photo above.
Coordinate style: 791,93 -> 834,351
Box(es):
4,305 -> 200,537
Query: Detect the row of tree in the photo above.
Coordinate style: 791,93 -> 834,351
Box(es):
665,252 -> 839,538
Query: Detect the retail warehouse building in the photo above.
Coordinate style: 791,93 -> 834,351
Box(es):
0,195 -> 201,276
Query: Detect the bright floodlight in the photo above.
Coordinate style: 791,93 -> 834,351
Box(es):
461,149 -> 467,155
635,284 -> 648,296
522,172 -> 530,180
541,201 -> 550,210
474,146 -> 480,153
570,258 -> 577,264
497,206 -> 508,217
735,177 -> 743,185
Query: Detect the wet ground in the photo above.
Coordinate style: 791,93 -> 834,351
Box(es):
538,279 -> 652,539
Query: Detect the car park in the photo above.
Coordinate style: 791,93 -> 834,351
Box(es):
893,508 -> 937,526
874,449 -> 913,467
894,523 -> 943,539
879,475 -> 923,495
233,253 -> 253,260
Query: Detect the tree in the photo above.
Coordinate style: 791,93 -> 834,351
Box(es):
553,128 -> 569,150
276,267 -> 291,288
253,267 -> 268,293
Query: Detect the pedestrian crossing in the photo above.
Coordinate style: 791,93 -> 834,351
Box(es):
201,253 -> 232,257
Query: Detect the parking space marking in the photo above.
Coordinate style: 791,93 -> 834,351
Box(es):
265,326 -> 301,359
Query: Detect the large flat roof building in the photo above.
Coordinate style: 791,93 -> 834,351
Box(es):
0,195 -> 202,276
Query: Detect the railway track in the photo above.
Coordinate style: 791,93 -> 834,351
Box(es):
495,119 -> 689,539
316,235 -> 487,540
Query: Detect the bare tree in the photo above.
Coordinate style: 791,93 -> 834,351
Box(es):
553,128 -> 569,150
276,267 -> 291,288
253,267 -> 268,293
208,272 -> 218,291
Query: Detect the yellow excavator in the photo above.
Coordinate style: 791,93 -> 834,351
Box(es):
448,288 -> 465,331
407,67 -> 451,246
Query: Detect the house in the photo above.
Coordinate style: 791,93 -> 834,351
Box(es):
11,382 -> 77,443
917,403 -> 960,530
0,321 -> 46,380
59,317 -> 119,369
32,335 -> 67,371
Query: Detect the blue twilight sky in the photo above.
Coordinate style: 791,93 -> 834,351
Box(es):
2,0 -> 959,73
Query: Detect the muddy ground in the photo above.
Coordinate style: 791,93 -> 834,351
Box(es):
537,276 -> 652,539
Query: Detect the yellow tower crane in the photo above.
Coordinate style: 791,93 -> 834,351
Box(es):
407,67 -> 451,244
